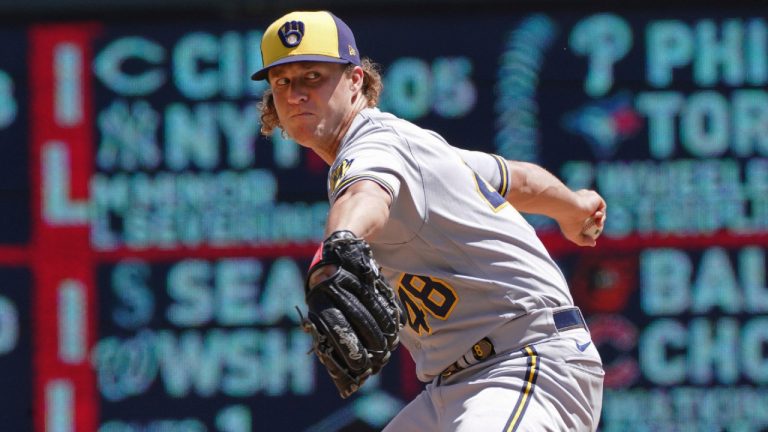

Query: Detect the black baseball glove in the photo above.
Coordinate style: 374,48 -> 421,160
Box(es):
300,230 -> 403,398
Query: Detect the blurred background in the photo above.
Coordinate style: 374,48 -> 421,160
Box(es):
0,0 -> 766,430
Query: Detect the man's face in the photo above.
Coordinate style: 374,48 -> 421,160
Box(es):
268,61 -> 356,147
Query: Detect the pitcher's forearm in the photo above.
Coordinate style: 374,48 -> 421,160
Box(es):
325,180 -> 392,241
506,161 -> 585,218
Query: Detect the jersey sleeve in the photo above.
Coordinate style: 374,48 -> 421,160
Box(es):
328,142 -> 403,205
454,148 -> 511,197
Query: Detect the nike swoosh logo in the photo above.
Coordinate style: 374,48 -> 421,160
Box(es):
576,341 -> 591,352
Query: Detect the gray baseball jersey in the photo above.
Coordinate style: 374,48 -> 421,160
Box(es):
329,107 -> 572,380
328,107 -> 603,431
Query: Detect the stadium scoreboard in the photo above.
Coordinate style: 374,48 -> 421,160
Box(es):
0,9 -> 766,431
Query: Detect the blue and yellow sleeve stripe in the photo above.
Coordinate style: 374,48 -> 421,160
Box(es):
331,174 -> 395,202
491,154 -> 510,197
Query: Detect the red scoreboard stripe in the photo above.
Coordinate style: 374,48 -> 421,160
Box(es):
29,23 -> 101,432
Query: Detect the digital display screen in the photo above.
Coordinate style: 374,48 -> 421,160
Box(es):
0,8 -> 766,431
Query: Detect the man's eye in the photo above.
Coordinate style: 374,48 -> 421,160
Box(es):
306,72 -> 320,80
275,77 -> 289,86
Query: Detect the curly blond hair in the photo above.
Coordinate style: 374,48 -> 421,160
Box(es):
258,58 -> 383,137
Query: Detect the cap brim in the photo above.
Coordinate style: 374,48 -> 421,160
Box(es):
251,55 -> 352,81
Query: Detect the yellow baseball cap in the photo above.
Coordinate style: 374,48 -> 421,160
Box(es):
251,11 -> 361,81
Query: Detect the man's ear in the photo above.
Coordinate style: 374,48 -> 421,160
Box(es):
349,65 -> 365,92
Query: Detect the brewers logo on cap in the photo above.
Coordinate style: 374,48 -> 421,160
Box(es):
278,21 -> 305,47
251,11 -> 361,81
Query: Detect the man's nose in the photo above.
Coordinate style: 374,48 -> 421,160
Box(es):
287,81 -> 308,104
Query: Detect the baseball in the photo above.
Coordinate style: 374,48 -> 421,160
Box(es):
581,214 -> 604,240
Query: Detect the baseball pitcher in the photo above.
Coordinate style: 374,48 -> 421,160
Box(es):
254,10 -> 605,431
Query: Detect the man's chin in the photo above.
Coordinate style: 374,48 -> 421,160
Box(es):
286,128 -> 320,146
